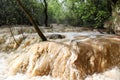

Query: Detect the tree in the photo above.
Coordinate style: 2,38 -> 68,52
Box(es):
61,0 -> 110,27
48,0 -> 66,24
16,0 -> 47,41
43,0 -> 48,27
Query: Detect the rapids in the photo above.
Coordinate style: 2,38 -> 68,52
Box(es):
0,26 -> 120,80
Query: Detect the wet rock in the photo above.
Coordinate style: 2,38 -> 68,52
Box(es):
48,34 -> 65,39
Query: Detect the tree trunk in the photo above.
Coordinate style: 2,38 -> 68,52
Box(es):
16,0 -> 47,41
43,0 -> 48,27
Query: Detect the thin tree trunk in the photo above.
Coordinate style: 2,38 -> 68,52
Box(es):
9,26 -> 19,46
16,0 -> 47,41
43,0 -> 48,27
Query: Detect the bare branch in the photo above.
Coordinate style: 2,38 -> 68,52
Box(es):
9,26 -> 19,46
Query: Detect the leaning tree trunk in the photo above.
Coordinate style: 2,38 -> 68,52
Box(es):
16,0 -> 47,41
43,0 -> 48,27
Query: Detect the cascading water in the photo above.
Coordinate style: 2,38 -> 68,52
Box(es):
0,27 -> 120,80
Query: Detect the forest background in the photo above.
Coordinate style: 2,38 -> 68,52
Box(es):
0,0 -> 120,33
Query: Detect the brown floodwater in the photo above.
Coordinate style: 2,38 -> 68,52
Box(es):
0,26 -> 120,80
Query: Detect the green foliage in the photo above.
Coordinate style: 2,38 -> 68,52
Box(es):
62,0 -> 111,27
95,11 -> 110,28
79,2 -> 97,26
0,0 -> 44,25
0,0 -> 118,29
48,0 -> 66,24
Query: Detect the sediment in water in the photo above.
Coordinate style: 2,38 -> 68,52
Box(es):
8,37 -> 120,80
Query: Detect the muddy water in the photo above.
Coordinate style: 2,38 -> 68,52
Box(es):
0,27 -> 120,80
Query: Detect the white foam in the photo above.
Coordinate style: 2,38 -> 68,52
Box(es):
1,51 -> 120,80
0,53 -> 9,80
45,31 -> 104,40
85,67 -> 120,80
5,74 -> 60,80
